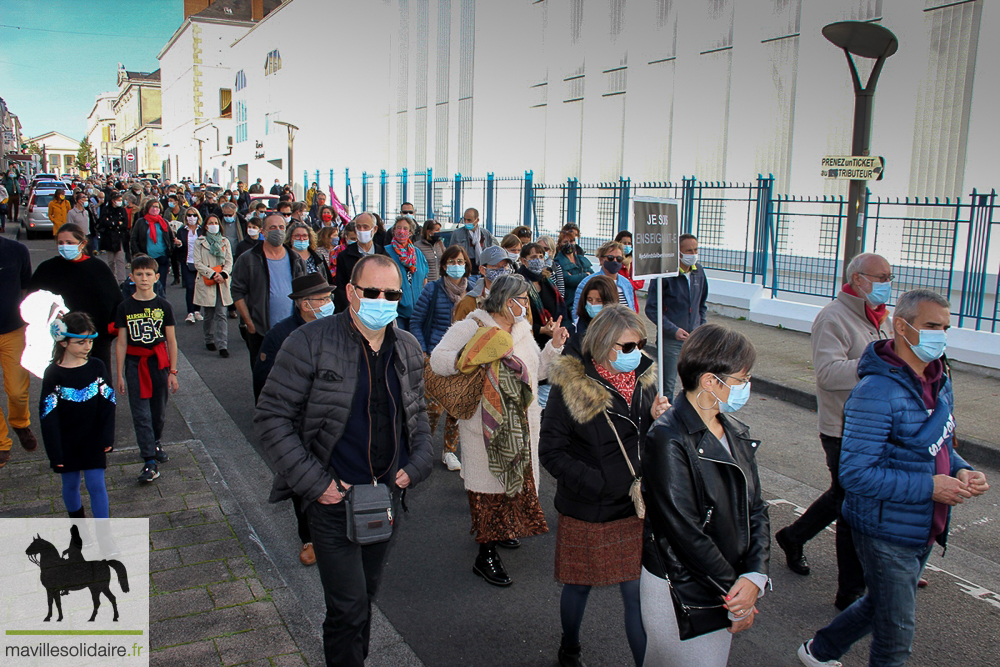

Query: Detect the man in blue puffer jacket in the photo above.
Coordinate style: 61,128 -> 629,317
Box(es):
798,289 -> 989,667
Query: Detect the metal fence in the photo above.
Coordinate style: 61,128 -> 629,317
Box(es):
305,166 -> 999,332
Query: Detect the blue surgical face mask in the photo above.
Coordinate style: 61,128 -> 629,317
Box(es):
864,276 -> 892,306
610,347 -> 641,373
58,244 -> 81,260
224,215 -> 235,223
622,244 -> 632,256
309,300 -> 335,319
347,239 -> 357,245
465,223 -> 475,230
354,294 -> 399,330
445,264 -> 466,279
585,303 -> 603,318
713,375 -> 751,413
903,319 -> 947,363
292,239 -> 310,252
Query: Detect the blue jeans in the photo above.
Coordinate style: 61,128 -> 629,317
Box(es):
810,531 -> 933,667
536,383 -> 552,411
659,338 -> 684,401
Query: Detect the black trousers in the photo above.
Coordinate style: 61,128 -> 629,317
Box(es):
292,495 -> 312,544
306,499 -> 396,667
782,434 -> 865,596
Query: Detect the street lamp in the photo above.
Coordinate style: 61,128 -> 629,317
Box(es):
822,20 -> 898,284
272,120 -> 298,195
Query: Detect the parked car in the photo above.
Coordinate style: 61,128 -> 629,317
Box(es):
20,187 -> 67,239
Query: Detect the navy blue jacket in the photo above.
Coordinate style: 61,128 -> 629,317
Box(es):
253,310 -> 307,399
644,267 -> 708,338
840,341 -> 971,550
410,276 -> 479,353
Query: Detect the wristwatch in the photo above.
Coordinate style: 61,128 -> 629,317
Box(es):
169,370 -> 179,375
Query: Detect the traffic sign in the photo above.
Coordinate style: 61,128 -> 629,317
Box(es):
821,155 -> 884,180
125,153 -> 135,162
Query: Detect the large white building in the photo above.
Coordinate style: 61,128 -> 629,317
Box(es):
27,131 -> 81,177
112,67 -> 163,176
158,0 -> 999,208
85,92 -> 117,174
158,0 -> 282,185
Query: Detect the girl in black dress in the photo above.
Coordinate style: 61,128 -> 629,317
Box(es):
40,312 -> 116,519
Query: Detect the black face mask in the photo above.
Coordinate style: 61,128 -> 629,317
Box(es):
427,233 -> 440,245
561,242 -> 575,255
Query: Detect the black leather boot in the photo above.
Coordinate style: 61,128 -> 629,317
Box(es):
558,637 -> 587,667
775,528 -> 810,576
68,507 -> 86,518
473,542 -> 512,586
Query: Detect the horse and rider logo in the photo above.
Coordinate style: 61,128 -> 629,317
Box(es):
25,526 -> 130,623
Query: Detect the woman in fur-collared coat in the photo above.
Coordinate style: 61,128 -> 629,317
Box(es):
430,274 -> 567,588
539,305 -> 668,667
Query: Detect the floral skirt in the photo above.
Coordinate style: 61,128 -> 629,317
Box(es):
467,463 -> 548,544
554,513 -> 643,586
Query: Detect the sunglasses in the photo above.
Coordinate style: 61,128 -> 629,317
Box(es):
605,256 -> 624,263
352,284 -> 404,301
615,339 -> 647,354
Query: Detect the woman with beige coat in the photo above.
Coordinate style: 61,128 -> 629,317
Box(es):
430,273 -> 569,587
193,213 -> 234,357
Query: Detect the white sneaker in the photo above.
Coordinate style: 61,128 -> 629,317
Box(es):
194,311 -> 204,321
184,313 -> 196,324
442,452 -> 462,471
797,640 -> 842,667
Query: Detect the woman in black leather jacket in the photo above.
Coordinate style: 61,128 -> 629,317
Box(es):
640,323 -> 770,666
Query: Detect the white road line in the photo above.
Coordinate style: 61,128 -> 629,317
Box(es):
767,496 -> 1000,612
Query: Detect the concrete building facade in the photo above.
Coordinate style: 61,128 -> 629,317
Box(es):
27,131 -> 80,177
85,92 -> 117,174
112,66 -> 162,176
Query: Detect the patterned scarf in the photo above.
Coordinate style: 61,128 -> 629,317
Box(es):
205,231 -> 226,261
442,276 -> 468,304
392,238 -> 417,274
594,361 -> 636,407
458,325 -> 534,496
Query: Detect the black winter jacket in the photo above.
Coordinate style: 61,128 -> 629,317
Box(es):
97,205 -> 129,253
255,311 -> 434,504
642,392 -> 770,610
539,339 -> 657,523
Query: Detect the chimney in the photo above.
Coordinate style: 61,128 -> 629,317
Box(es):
252,0 -> 263,21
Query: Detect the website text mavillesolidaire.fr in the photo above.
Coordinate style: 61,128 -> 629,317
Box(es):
5,641 -> 144,658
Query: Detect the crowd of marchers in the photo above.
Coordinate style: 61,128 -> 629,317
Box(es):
0,171 -> 988,667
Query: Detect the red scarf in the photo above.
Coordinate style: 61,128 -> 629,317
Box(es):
126,343 -> 169,399
842,284 -> 888,330
392,238 -> 417,274
145,214 -> 169,245
594,361 -> 636,407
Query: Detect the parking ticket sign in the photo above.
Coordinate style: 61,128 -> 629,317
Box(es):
630,197 -> 680,280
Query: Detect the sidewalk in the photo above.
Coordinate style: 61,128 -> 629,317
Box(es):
699,312 -> 1000,468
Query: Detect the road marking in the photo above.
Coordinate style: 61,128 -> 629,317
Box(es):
767,496 -> 1000,612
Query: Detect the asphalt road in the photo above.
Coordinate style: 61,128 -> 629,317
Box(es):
9,228 -> 1000,667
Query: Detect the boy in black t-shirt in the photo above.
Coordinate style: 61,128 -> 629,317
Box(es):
115,255 -> 179,483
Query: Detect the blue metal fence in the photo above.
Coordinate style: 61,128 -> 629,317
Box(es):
307,166 -> 999,332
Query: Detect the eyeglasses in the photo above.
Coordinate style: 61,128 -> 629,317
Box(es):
605,256 -> 624,263
861,272 -> 894,283
718,373 -> 752,385
614,339 -> 647,354
352,284 -> 404,301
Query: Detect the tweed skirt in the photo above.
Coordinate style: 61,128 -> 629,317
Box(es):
554,513 -> 643,586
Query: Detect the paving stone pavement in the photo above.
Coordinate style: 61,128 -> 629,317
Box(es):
0,438 -> 318,667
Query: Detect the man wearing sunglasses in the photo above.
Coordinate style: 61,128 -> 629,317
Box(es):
231,213 -> 307,374
256,254 -> 433,667
570,240 -> 636,321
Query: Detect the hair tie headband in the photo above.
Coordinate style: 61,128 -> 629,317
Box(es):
50,320 -> 98,342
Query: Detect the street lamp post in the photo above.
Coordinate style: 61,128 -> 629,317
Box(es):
272,120 -> 298,196
822,20 -> 898,284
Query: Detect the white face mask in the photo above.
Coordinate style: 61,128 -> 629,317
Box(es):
246,227 -> 260,239
207,224 -> 220,234
357,229 -> 374,244
508,299 -> 527,323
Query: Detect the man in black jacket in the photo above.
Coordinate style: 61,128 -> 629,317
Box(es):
255,254 -> 433,667
644,233 -> 708,399
333,212 -> 386,312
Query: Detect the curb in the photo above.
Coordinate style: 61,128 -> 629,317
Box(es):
752,377 -> 1000,470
